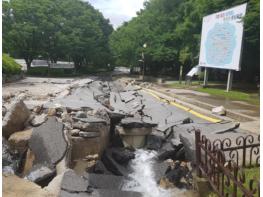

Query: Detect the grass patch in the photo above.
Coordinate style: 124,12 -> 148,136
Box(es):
204,167 -> 259,197
225,167 -> 260,197
2,54 -> 22,75
166,81 -> 202,89
196,88 -> 260,105
165,80 -> 259,105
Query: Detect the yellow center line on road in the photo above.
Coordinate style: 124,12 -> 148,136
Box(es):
141,88 -> 221,123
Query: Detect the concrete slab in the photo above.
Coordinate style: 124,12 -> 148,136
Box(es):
44,87 -> 106,111
61,170 -> 89,192
29,117 -> 67,165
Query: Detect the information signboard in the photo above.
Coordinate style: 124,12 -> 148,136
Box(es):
199,3 -> 247,71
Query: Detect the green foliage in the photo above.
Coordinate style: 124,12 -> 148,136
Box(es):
26,67 -> 48,76
27,67 -> 77,77
166,80 -> 259,105
77,66 -> 111,74
196,88 -> 260,105
220,167 -> 259,197
49,68 -> 66,77
2,53 -> 22,75
110,0 -> 259,82
3,0 -> 113,70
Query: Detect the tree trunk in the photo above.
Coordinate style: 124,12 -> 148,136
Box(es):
25,58 -> 33,70
74,61 -> 81,71
73,56 -> 83,71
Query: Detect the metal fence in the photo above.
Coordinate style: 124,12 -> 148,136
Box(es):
195,130 -> 260,197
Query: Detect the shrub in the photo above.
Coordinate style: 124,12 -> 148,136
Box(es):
27,67 -> 48,76
27,67 -> 76,77
77,66 -> 110,74
64,68 -> 75,75
49,68 -> 65,77
2,54 -> 22,75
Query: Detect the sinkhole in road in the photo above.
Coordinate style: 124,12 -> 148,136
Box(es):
123,149 -> 182,197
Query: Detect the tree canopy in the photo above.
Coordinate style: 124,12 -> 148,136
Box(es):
3,0 -> 259,81
3,0 -> 113,69
109,0 -> 259,82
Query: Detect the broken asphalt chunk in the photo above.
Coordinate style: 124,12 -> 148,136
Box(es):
26,164 -> 56,186
120,117 -> 157,129
145,131 -> 165,151
61,170 -> 89,193
29,117 -> 68,165
101,149 -> 132,176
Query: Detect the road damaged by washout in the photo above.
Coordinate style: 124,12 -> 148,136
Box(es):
2,76 -> 256,197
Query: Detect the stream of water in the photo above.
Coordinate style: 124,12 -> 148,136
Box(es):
123,149 -> 182,197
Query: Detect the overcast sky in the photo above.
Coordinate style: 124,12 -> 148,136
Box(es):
86,0 -> 145,29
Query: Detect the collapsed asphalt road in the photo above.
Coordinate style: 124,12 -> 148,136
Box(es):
2,75 -> 255,197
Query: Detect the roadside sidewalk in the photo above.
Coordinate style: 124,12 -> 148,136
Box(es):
145,83 -> 260,134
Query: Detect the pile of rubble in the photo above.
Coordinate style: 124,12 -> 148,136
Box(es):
2,78 -> 201,196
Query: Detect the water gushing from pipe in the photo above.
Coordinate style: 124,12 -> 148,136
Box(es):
123,149 -> 181,197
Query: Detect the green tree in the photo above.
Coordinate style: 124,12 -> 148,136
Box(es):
110,0 -> 260,82
3,0 -> 49,69
3,0 -> 113,70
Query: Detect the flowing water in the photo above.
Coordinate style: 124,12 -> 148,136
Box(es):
123,149 -> 183,197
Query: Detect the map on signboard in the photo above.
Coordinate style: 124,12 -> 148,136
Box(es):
198,3 -> 247,71
205,22 -> 236,66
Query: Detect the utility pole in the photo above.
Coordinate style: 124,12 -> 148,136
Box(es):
142,43 -> 147,81
141,52 -> 145,80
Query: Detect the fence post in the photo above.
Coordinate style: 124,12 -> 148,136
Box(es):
195,129 -> 202,177
242,139 -> 246,167
233,163 -> 238,197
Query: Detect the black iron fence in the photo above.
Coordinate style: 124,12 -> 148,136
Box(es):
195,130 -> 260,197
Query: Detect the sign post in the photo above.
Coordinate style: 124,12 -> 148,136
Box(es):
203,67 -> 208,87
226,70 -> 233,92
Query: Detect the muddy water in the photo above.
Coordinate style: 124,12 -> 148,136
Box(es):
123,149 -> 182,197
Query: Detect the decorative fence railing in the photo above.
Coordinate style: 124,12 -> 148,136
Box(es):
195,130 -> 260,197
